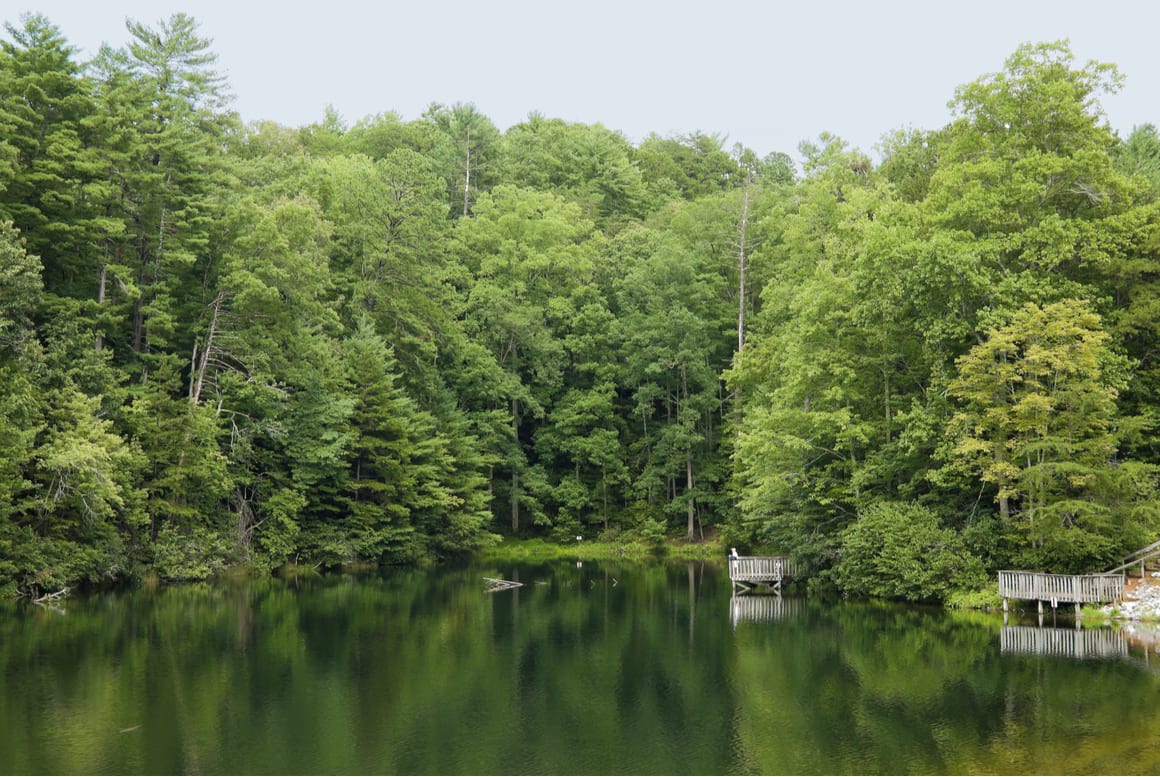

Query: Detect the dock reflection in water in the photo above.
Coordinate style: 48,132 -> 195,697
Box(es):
1000,624 -> 1129,660
729,594 -> 804,628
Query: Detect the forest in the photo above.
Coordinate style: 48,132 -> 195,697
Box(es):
3,13 -> 1160,602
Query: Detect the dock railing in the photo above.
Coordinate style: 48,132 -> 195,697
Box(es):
729,556 -> 797,583
729,555 -> 797,594
998,570 -> 1125,606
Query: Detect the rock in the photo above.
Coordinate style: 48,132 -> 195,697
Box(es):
1100,578 -> 1160,621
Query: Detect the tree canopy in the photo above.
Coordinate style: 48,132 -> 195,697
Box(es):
2,18 -> 1158,602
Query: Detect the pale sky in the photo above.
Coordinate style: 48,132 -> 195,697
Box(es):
9,1 -> 1159,160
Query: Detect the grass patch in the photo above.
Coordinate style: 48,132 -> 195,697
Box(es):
477,537 -> 724,563
945,584 -> 1004,611
276,562 -> 322,578
1079,604 -> 1115,624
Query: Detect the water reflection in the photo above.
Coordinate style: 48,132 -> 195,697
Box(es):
999,625 -> 1129,660
4,565 -> 1160,774
727,601 -> 1160,773
728,594 -> 804,628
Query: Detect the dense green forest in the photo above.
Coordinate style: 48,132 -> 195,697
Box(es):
3,13 -> 1160,600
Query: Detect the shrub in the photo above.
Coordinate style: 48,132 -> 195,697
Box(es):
945,586 -> 1003,610
634,518 -> 668,549
834,501 -> 986,603
151,523 -> 236,581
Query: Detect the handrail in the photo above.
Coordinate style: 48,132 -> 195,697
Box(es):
728,556 -> 797,580
998,570 -> 1126,604
1104,540 -> 1160,575
1118,537 -> 1160,564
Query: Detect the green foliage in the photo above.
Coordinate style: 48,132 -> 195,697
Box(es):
0,521 -> 127,595
149,521 -> 235,581
944,585 -> 1004,611
730,40 -> 1160,591
0,225 -> 44,525
498,115 -> 648,230
834,502 -> 987,603
3,20 -> 1160,598
476,537 -> 719,562
634,132 -> 741,201
635,518 -> 668,550
122,360 -> 233,537
1114,123 -> 1160,192
730,138 -> 918,565
422,101 -> 499,216
0,15 -> 111,299
944,300 -> 1157,571
312,149 -> 451,372
33,389 -> 145,528
90,13 -> 237,364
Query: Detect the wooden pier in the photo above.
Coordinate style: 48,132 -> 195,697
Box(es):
998,570 -> 1126,616
729,555 -> 797,594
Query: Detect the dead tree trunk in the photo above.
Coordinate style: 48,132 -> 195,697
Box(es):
190,290 -> 227,406
463,129 -> 472,217
737,183 -> 750,353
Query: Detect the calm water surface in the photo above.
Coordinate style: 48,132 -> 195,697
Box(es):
1,561 -> 1158,774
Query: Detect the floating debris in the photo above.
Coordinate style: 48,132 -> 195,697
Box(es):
32,587 -> 70,603
484,577 -> 523,593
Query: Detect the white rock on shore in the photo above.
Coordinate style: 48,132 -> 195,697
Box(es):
1099,575 -> 1160,621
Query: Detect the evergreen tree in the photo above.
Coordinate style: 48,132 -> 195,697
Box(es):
0,223 -> 45,526
90,13 -> 237,364
0,15 -> 112,300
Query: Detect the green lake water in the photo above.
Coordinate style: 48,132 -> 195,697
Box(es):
2,560 -> 1158,775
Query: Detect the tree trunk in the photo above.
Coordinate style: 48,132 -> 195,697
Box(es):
737,183 -> 750,353
883,369 -> 891,443
510,396 -> 519,533
681,362 -> 696,541
686,456 -> 696,541
602,475 -> 608,531
132,297 -> 145,354
462,130 -> 472,217
190,290 -> 225,406
96,263 -> 107,351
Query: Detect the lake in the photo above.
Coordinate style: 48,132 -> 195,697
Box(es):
1,560 -> 1158,774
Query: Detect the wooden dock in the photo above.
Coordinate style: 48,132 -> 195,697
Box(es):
729,555 -> 797,594
998,570 -> 1126,616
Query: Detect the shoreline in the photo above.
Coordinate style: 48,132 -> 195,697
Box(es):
475,536 -> 726,563
1097,576 -> 1160,622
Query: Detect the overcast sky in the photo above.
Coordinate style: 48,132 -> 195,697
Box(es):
10,1 -> 1160,159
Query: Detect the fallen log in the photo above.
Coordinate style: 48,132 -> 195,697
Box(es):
484,577 -> 523,592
